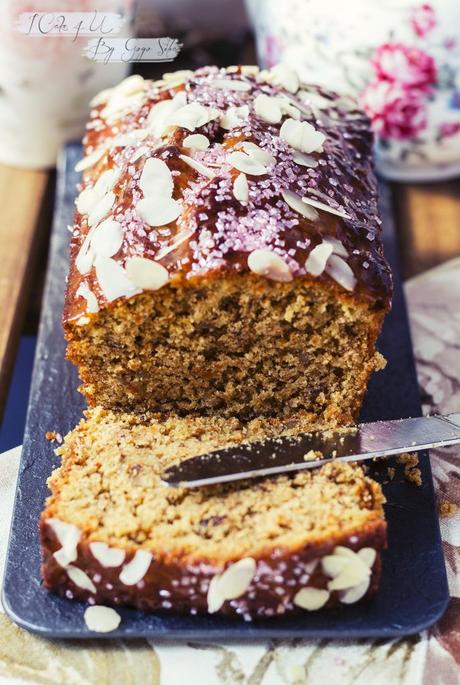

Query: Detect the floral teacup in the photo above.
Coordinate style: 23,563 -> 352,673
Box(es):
245,0 -> 460,181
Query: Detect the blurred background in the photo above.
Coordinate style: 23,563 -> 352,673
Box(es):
0,0 -> 459,450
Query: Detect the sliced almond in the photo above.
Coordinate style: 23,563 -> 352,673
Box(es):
147,91 -> 187,138
325,254 -> 357,292
87,191 -> 116,228
334,546 -> 358,559
339,578 -> 370,604
358,548 -> 377,568
94,256 -> 140,302
248,248 -> 293,282
161,69 -> 194,88
155,230 -> 194,260
179,154 -> 215,179
66,566 -> 96,593
282,190 -> 319,221
168,102 -> 215,132
130,146 -> 150,163
101,91 -> 146,123
136,196 -> 182,226
48,519 -> 80,567
75,146 -> 107,173
207,558 -> 256,614
119,550 -> 153,586
139,157 -> 174,197
228,151 -> 267,176
125,257 -> 169,290
89,542 -> 126,568
280,119 -> 326,154
233,173 -> 249,202
183,133 -> 210,151
90,87 -> 113,108
75,231 -> 96,275
77,168 -> 120,216
241,141 -> 275,167
99,76 -> 147,122
220,105 -> 249,130
84,605 -> 121,633
90,218 -> 123,258
299,89 -> 331,110
75,281 -> 99,314
302,196 -> 350,220
327,555 -> 370,592
253,94 -> 282,124
322,554 -> 349,579
323,236 -> 349,258
305,242 -> 333,277
241,65 -> 260,76
76,187 -> 100,216
279,97 -> 301,120
270,64 -> 299,94
93,167 -> 121,196
114,74 -> 147,97
292,150 -> 318,168
293,587 -> 330,611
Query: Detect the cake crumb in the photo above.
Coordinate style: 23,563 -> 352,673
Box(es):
45,431 -> 63,444
396,453 -> 419,468
438,500 -> 457,519
404,467 -> 422,487
396,453 -> 422,486
303,450 -> 323,461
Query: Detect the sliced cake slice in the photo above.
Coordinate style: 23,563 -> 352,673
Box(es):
41,408 -> 386,620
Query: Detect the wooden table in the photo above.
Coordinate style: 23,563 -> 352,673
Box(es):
0,166 -> 459,419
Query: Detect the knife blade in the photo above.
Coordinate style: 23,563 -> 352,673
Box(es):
161,413 -> 460,488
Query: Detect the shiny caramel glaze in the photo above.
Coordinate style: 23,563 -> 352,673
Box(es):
64,66 -> 392,325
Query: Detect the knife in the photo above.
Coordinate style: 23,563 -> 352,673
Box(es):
161,413 -> 460,488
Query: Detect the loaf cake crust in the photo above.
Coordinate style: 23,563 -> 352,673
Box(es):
41,66 -> 392,621
64,65 -> 392,422
40,408 -> 387,620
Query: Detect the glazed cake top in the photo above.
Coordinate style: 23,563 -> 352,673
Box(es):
65,65 -> 392,325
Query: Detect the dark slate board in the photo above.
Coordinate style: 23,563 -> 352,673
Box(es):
2,143 -> 449,639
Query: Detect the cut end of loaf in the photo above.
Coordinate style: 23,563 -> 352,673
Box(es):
66,273 -> 386,422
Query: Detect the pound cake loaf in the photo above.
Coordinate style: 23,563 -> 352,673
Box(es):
65,64 -> 392,423
41,408 -> 386,620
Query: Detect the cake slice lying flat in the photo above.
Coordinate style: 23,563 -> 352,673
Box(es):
41,408 -> 386,620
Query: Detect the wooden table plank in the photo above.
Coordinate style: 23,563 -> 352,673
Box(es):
392,181 -> 460,279
0,165 -> 49,416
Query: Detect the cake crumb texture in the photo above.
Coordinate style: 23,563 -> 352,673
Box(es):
43,408 -> 386,564
40,408 -> 387,618
438,499 -> 457,519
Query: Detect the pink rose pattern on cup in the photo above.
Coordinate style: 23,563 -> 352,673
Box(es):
361,44 -> 435,141
361,80 -> 428,141
371,43 -> 436,92
410,3 -> 437,38
361,4 -> 459,146
248,0 -> 460,176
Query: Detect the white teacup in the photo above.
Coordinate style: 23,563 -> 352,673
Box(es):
246,0 -> 460,181
0,1 -> 134,169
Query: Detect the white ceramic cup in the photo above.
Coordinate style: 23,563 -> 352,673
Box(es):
0,1 -> 134,169
246,0 -> 460,181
